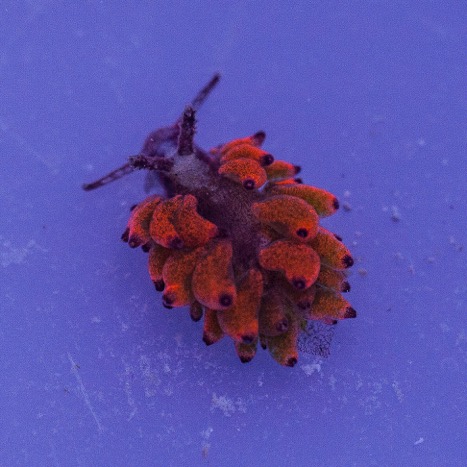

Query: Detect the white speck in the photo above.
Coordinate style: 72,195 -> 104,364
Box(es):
257,372 -> 264,387
439,322 -> 450,333
1,238 -> 45,267
301,362 -> 321,375
392,380 -> 404,403
236,398 -> 247,413
122,362 -> 137,421
343,202 -> 352,212
414,437 -> 424,445
201,427 -> 213,440
455,329 -> 466,346
448,236 -> 463,252
0,117 -> 57,171
211,393 -> 236,417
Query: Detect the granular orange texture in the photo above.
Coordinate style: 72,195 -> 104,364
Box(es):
123,195 -> 162,248
219,158 -> 267,190
252,195 -> 320,242
217,268 -> 263,343
259,240 -> 321,290
191,240 -> 237,311
266,183 -> 339,217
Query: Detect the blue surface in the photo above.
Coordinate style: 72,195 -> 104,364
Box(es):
1,2 -> 465,466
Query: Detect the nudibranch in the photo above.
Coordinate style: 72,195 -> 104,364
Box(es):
83,74 -> 356,367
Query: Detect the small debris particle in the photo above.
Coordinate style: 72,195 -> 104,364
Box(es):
201,426 -> 213,458
257,372 -> 264,387
414,437 -> 424,446
301,362 -> 322,375
201,427 -> 213,440
391,205 -> 401,222
392,380 -> 404,402
211,393 -> 236,417
448,236 -> 463,252
1,238 -> 44,268
201,444 -> 210,460
439,322 -> 450,333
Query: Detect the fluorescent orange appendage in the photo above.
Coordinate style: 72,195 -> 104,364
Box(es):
259,292 -> 289,337
308,227 -> 354,270
173,195 -> 218,247
263,315 -> 299,367
125,195 -> 162,247
221,144 -> 273,166
219,132 -> 265,155
264,160 -> 300,181
316,264 -> 350,292
280,281 -> 317,316
148,244 -> 171,291
234,341 -> 257,363
310,288 -> 356,321
192,240 -> 237,310
203,308 -> 224,345
217,269 -> 263,343
161,248 -> 201,307
189,301 -> 204,322
218,158 -> 267,190
253,195 -> 319,242
259,240 -> 321,290
266,184 -> 339,217
150,196 -> 184,249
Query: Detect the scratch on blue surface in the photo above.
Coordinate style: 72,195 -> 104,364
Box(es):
68,352 -> 104,434
0,116 -> 57,171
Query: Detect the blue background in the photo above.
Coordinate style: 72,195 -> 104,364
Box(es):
1,2 -> 465,466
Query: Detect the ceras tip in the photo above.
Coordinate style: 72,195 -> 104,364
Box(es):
344,307 -> 357,319
154,280 -> 165,292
